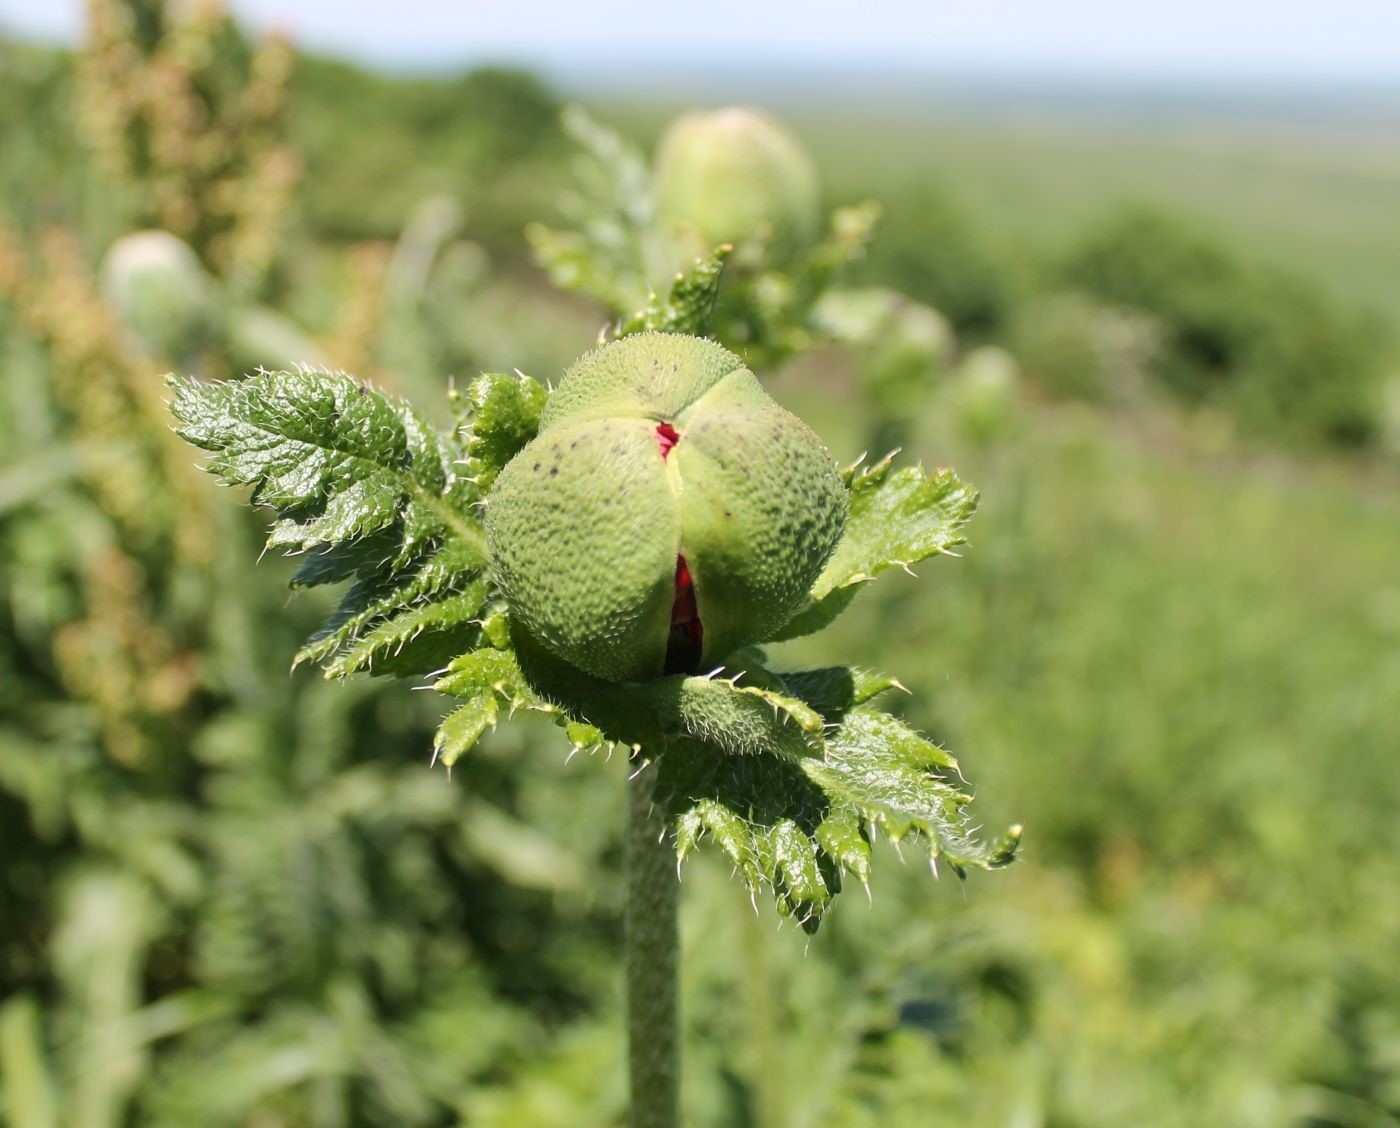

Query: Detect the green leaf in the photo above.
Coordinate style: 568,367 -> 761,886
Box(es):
171,369 -> 490,679
656,742 -> 836,929
434,694 -> 499,769
525,105 -> 653,314
434,648 -> 539,713
773,453 -> 979,640
459,371 -> 547,492
170,369 -> 482,560
805,708 -> 1019,873
654,663 -> 1016,930
618,245 -> 731,337
295,538 -> 489,675
778,666 -> 902,718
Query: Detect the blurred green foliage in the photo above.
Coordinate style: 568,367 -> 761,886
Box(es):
2,2 -> 1398,1124
1056,206 -> 1388,446
293,58 -> 566,247
854,182 -> 1018,339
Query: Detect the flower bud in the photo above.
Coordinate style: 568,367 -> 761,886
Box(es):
486,333 -> 847,683
100,230 -> 216,362
815,287 -> 954,413
648,107 -> 820,279
953,345 -> 1021,444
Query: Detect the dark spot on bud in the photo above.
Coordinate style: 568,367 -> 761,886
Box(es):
656,421 -> 681,459
664,554 -> 703,675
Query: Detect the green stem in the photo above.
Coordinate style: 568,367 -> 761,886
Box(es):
625,755 -> 679,1128
741,904 -> 785,1128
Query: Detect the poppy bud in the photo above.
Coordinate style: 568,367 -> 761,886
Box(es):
648,107 -> 820,280
487,333 -> 846,683
100,231 -> 216,363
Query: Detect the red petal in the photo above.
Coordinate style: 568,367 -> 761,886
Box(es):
656,421 -> 680,458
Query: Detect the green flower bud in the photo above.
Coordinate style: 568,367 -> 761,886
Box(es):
815,287 -> 954,413
953,345 -> 1021,444
649,107 -> 820,279
486,333 -> 847,683
100,230 -> 216,362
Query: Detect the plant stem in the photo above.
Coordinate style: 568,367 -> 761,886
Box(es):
625,755 -> 679,1128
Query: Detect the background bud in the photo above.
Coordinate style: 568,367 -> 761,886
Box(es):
952,345 -> 1022,444
99,230 -> 217,364
648,107 -> 821,280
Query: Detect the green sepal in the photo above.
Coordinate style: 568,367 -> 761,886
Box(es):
459,371 -> 547,492
617,245 -> 732,337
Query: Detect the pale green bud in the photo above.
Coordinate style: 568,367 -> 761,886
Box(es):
100,231 -> 216,363
953,345 -> 1021,443
648,107 -> 820,280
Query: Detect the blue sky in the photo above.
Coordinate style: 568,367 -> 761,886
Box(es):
4,0 -> 1399,82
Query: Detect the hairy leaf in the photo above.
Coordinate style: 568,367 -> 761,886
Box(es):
618,245 -> 731,337
653,661 -> 1016,930
170,369 -> 491,679
774,453 -> 979,640
459,371 -> 547,492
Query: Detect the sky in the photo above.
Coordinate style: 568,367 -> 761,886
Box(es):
3,0 -> 1400,84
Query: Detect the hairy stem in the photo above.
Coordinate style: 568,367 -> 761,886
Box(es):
625,755 -> 679,1128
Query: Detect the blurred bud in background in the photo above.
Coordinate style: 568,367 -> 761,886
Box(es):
100,229 -> 218,365
648,106 -> 820,282
951,344 -> 1021,445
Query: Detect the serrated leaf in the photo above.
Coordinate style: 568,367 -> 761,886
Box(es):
288,532 -> 398,589
779,666 -> 902,718
170,369 -> 478,560
433,648 -> 536,708
525,105 -> 652,314
644,674 -> 824,761
814,808 -> 872,887
655,740 -> 835,927
762,819 -> 831,926
461,371 -> 547,491
295,538 -> 486,667
618,245 -> 731,337
564,721 -> 609,756
322,584 -> 488,679
656,679 -> 1013,928
804,709 -> 1000,870
171,369 -> 490,679
773,454 -> 979,640
434,694 -> 498,769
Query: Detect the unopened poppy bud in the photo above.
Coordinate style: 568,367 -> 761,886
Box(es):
486,333 -> 847,683
648,107 -> 821,279
100,230 -> 216,363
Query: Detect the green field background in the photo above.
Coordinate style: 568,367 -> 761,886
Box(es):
2,24 -> 1398,1127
